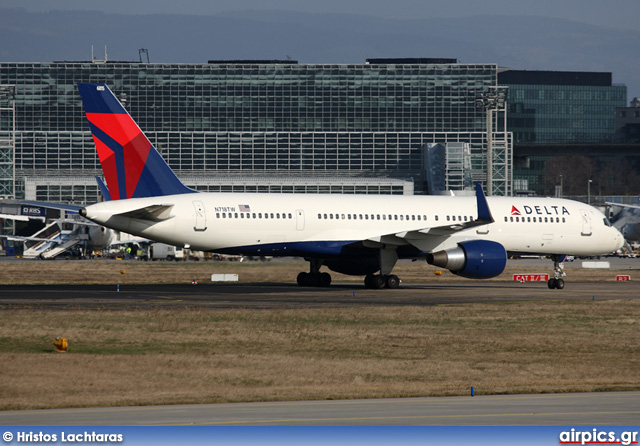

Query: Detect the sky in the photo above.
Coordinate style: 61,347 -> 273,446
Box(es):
6,0 -> 640,32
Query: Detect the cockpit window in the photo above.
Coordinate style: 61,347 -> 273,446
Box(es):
603,217 -> 612,227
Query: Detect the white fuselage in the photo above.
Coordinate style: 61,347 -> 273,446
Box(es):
82,192 -> 623,258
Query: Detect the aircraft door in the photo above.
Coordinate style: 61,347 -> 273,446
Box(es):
580,209 -> 592,236
193,200 -> 207,232
296,209 -> 305,231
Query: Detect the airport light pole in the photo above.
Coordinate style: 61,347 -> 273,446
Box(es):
557,174 -> 563,198
475,87 -> 508,196
588,179 -> 593,205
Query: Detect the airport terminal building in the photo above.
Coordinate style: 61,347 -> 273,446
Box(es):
0,58 -> 512,203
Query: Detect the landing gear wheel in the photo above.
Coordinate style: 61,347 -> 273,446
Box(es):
297,272 -> 310,286
547,278 -> 565,289
372,275 -> 386,289
364,274 -> 374,288
386,274 -> 400,289
319,272 -> 332,287
297,271 -> 332,287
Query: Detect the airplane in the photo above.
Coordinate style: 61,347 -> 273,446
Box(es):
0,205 -> 113,259
75,83 -> 624,290
605,202 -> 640,242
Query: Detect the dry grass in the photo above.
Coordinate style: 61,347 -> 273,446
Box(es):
0,258 -> 632,285
1,301 -> 639,410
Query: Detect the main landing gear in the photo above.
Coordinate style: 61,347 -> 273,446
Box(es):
297,258 -> 332,287
364,274 -> 400,289
296,248 -> 403,289
547,254 -> 566,289
364,247 -> 401,289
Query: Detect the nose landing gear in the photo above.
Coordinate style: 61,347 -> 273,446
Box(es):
548,255 -> 566,289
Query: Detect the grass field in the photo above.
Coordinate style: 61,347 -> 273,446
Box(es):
0,257 -> 633,285
1,259 -> 639,410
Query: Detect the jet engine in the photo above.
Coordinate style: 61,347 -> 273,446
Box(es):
426,240 -> 507,279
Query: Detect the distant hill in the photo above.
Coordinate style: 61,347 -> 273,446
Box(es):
1,8 -> 638,98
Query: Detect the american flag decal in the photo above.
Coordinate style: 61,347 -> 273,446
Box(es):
239,204 -> 251,212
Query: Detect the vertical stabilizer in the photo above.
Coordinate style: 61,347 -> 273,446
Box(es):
77,83 -> 194,200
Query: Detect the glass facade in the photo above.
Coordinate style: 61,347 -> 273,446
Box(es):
0,61 -> 506,202
506,84 -> 627,144
499,70 -> 627,196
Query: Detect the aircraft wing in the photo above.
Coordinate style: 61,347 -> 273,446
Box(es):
20,200 -> 83,214
115,204 -> 175,222
606,202 -> 640,210
365,182 -> 494,246
0,213 -> 30,221
0,234 -> 62,244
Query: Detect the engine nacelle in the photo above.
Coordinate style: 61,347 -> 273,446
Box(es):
426,240 -> 507,279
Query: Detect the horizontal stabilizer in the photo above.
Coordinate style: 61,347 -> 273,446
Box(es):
115,204 -> 174,222
20,200 -> 82,214
96,176 -> 111,201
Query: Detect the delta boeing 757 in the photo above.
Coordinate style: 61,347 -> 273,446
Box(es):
76,83 -> 623,289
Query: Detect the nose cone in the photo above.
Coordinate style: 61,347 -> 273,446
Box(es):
613,227 -> 625,251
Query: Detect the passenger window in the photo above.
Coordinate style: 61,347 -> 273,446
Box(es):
216,213 -> 220,218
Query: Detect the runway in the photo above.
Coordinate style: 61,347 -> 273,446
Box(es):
1,392 -> 638,426
1,280 -> 639,309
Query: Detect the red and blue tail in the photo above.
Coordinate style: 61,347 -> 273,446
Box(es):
77,83 -> 195,200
